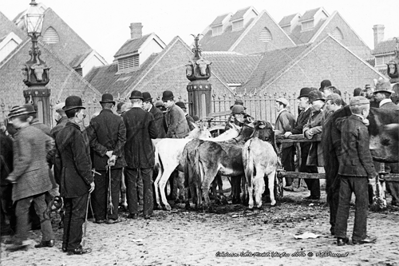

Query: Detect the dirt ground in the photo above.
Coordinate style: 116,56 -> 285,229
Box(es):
1,188 -> 399,266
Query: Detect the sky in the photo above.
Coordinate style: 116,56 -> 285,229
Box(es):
1,0 -> 398,63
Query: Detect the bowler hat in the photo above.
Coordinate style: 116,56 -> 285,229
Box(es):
7,104 -> 36,119
142,92 -> 152,103
162,90 -> 174,102
130,90 -> 143,100
276,98 -> 289,107
319,80 -> 332,90
297,87 -> 315,99
100,93 -> 115,104
374,80 -> 393,94
175,101 -> 186,109
63,96 -> 85,112
350,96 -> 370,106
308,90 -> 325,103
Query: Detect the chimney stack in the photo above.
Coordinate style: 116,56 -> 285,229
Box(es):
130,22 -> 143,40
372,24 -> 385,49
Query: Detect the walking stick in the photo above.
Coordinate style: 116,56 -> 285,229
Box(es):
82,193 -> 91,248
107,163 -> 114,216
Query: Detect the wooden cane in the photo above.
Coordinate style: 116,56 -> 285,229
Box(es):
82,193 -> 91,248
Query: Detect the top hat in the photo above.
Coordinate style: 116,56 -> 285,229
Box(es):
374,80 -> 393,94
276,98 -> 289,107
63,96 -> 85,112
130,90 -> 143,100
7,104 -> 36,119
142,92 -> 152,103
297,87 -> 315,99
100,93 -> 115,104
175,101 -> 186,110
308,90 -> 326,103
162,90 -> 174,102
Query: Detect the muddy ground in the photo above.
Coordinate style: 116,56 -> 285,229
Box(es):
1,188 -> 399,266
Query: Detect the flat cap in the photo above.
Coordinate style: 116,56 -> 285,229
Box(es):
349,96 -> 370,106
276,98 -> 289,107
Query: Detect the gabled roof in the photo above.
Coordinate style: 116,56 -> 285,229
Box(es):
200,22 -> 252,51
288,19 -> 325,44
373,38 -> 399,55
230,6 -> 255,22
210,13 -> 231,27
202,52 -> 262,84
0,11 -> 27,41
279,13 -> 298,27
85,53 -> 158,96
240,44 -> 311,93
298,8 -> 320,22
114,34 -> 152,58
70,50 -> 93,68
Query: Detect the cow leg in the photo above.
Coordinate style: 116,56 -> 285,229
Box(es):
119,171 -> 128,212
175,171 -> 185,203
231,176 -> 242,204
153,165 -> 163,210
201,167 -> 218,210
267,170 -> 277,206
254,170 -> 266,209
247,177 -> 255,209
159,166 -> 178,211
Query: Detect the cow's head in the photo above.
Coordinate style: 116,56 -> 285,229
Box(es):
196,59 -> 211,76
251,120 -> 277,152
368,107 -> 399,163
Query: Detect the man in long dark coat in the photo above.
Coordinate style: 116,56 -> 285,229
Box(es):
142,92 -> 166,138
89,93 -> 126,224
162,90 -> 190,138
284,87 -> 318,196
373,80 -> 399,206
55,96 -> 94,255
123,90 -> 158,219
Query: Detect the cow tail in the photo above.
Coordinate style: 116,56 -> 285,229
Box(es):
244,141 -> 253,188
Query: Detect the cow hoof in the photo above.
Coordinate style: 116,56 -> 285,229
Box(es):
248,206 -> 254,210
270,201 -> 276,206
164,204 -> 172,211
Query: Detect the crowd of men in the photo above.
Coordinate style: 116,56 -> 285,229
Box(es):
1,90 -> 198,255
1,78 -> 398,254
273,79 -> 399,246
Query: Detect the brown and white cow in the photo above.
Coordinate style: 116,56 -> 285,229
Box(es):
242,121 -> 279,209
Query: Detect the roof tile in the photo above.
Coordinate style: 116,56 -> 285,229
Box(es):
372,38 -> 399,55
230,7 -> 252,22
114,34 -> 151,58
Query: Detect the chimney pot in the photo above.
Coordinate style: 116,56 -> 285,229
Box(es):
130,22 -> 143,40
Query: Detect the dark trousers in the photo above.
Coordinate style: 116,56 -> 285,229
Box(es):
14,193 -> 54,243
335,177 -> 368,241
92,169 -> 121,221
63,194 -> 88,251
300,143 -> 319,197
325,153 -> 340,234
125,168 -> 153,216
281,146 -> 295,186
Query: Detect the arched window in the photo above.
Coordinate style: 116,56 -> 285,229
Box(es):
42,27 -> 60,44
332,27 -> 344,41
260,27 -> 272,43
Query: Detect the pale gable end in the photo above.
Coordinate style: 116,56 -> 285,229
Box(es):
310,12 -> 372,60
114,33 -> 165,74
0,11 -> 27,41
0,32 -> 22,63
231,10 -> 296,54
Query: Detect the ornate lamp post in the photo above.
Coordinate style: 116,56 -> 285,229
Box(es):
387,37 -> 399,84
186,34 -> 212,119
22,0 -> 51,125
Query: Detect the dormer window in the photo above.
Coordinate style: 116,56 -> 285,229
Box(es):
212,25 -> 223,36
118,54 -> 139,71
232,20 -> 244,31
301,20 -> 314,31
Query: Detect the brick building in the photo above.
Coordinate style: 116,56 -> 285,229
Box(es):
0,4 -> 103,119
371,24 -> 398,76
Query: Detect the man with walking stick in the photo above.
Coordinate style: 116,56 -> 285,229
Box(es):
89,93 -> 126,224
55,96 -> 95,255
